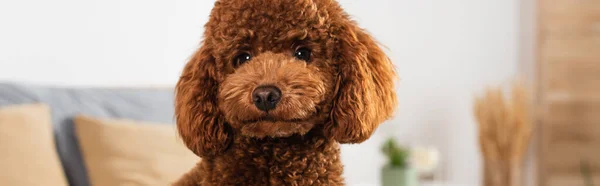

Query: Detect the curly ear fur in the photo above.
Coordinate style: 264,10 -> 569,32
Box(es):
175,42 -> 232,158
325,21 -> 398,144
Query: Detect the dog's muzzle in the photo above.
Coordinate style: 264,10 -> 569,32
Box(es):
252,85 -> 281,112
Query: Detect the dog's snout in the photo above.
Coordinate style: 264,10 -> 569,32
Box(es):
252,86 -> 281,112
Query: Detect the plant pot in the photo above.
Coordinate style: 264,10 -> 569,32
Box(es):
381,166 -> 419,186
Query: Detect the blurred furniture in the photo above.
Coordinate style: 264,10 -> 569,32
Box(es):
74,116 -> 197,186
536,0 -> 600,185
0,104 -> 69,185
0,83 -> 181,186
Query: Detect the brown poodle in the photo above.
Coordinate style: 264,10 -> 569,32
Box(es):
173,0 -> 397,185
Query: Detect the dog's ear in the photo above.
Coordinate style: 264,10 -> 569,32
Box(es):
325,21 -> 398,144
175,42 -> 232,158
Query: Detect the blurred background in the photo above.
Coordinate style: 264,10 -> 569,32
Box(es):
0,0 -> 597,186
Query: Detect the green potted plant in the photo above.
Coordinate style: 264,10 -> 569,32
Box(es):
581,160 -> 595,186
381,138 -> 418,186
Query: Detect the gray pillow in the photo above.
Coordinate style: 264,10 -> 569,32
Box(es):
0,83 -> 176,186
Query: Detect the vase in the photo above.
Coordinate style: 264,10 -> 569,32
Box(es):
381,166 -> 418,186
483,159 -> 524,186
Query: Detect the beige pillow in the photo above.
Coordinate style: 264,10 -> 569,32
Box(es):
74,116 -> 199,186
0,104 -> 68,186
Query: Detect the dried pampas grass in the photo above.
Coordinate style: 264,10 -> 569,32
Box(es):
474,81 -> 533,186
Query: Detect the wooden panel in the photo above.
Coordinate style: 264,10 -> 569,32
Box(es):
543,102 -> 600,122
537,1 -> 600,186
542,0 -> 600,16
541,115 -> 600,174
542,11 -> 600,28
542,22 -> 600,39
542,61 -> 600,96
544,133 -> 600,175
547,175 -> 600,186
547,122 -> 600,144
540,37 -> 600,61
540,0 -> 600,41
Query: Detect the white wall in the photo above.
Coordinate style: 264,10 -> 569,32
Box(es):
0,0 -> 213,86
0,0 -> 522,185
340,1 -> 521,185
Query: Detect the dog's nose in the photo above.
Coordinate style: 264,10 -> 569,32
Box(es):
252,85 -> 281,112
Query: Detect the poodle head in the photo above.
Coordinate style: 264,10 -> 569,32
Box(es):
175,0 -> 397,158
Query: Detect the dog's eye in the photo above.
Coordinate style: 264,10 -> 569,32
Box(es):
233,53 -> 252,67
294,47 -> 311,62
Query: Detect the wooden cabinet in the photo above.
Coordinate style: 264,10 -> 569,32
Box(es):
537,0 -> 600,186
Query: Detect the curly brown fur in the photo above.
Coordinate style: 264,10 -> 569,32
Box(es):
174,0 -> 397,185
173,130 -> 344,186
